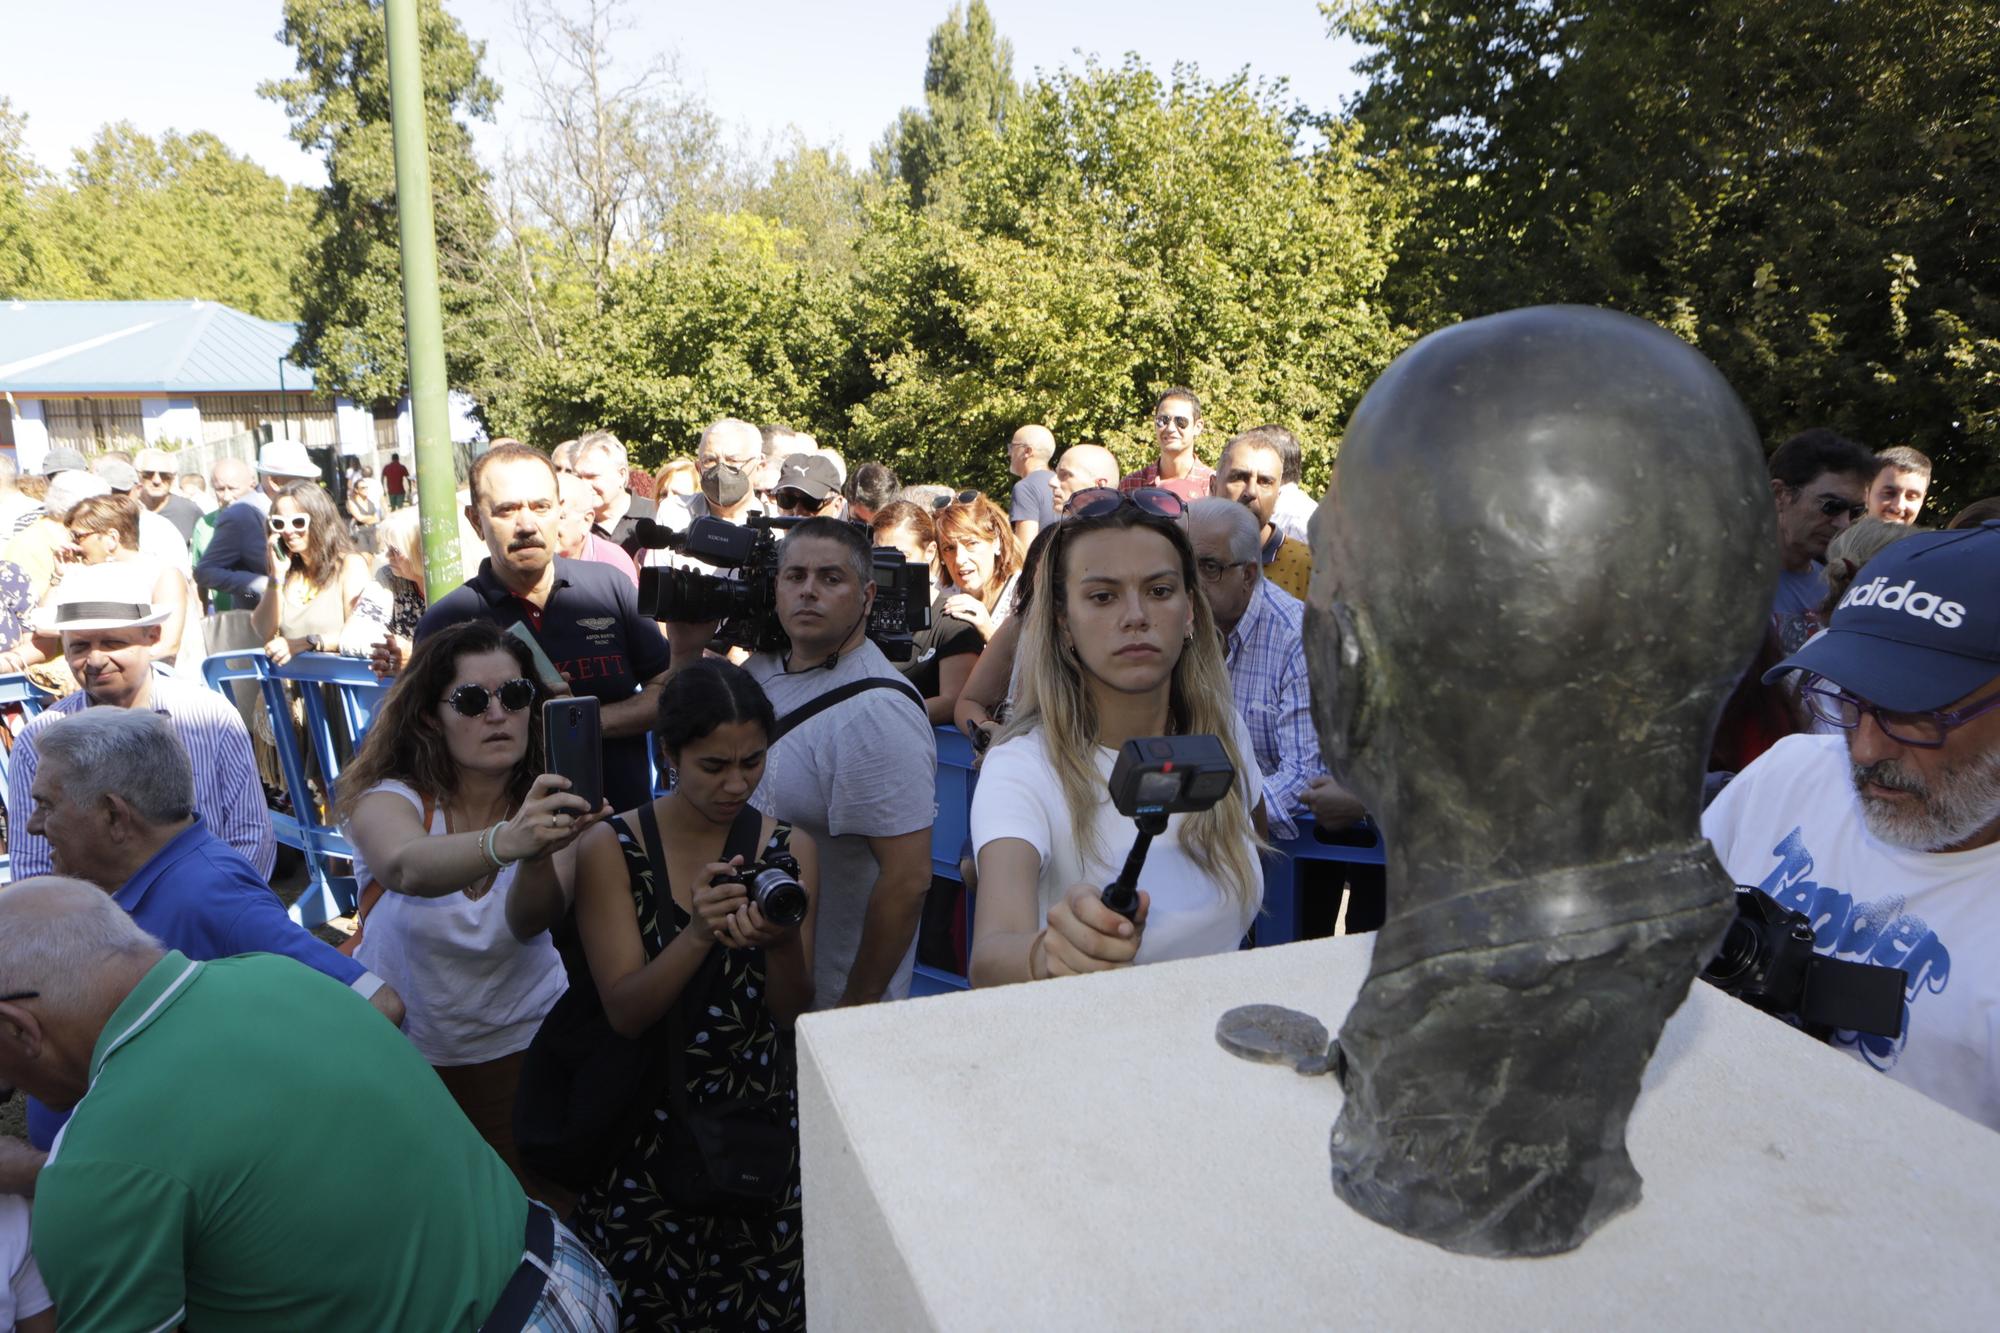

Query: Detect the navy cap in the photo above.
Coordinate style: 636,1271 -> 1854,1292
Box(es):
1765,522 -> 2000,711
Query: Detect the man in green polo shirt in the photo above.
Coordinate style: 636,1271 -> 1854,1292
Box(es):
0,878 -> 617,1332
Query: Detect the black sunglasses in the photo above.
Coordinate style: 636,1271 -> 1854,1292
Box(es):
1810,494 -> 1867,521
442,678 -> 536,717
1065,486 -> 1186,520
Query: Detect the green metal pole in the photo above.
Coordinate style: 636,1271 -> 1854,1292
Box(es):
385,0 -> 463,598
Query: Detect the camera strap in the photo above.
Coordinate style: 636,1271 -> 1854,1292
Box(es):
772,676 -> 924,743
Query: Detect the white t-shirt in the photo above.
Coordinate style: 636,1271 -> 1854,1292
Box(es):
350,780 -> 567,1067
970,714 -> 1266,966
1702,733 -> 2000,1130
1,1193 -> 52,1328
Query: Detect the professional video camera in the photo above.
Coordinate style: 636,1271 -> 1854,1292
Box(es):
1098,735 -> 1238,921
1700,890 -> 1907,1040
632,515 -> 930,661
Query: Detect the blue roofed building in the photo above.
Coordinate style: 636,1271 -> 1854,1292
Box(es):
0,299 -> 479,471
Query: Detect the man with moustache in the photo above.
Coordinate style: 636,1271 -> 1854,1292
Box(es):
1703,522 -> 2000,1130
415,443 -> 669,813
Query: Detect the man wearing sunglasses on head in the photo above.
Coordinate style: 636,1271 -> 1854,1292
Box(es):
1766,427 -> 1881,652
1703,522 -> 2000,1130
1120,386 -> 1215,505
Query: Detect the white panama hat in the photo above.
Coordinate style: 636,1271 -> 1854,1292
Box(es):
258,436 -> 321,480
37,563 -> 173,634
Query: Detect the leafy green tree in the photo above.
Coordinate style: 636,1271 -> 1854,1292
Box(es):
496,217 -> 849,464
847,60 -> 1414,493
879,1 -> 1018,211
0,100 -> 51,296
1330,0 -> 2000,507
262,0 -> 501,404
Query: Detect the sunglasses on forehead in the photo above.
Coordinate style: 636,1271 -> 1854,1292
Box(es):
442,677 -> 536,717
1064,486 -> 1186,520
269,514 -> 311,534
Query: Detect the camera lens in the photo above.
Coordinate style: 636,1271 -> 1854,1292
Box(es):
750,868 -> 808,926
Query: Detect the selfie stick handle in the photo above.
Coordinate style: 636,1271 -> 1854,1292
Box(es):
1101,813 -> 1169,921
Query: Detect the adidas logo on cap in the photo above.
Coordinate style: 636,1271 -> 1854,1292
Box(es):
1838,575 -> 1967,628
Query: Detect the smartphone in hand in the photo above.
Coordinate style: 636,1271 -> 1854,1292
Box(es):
543,696 -> 603,813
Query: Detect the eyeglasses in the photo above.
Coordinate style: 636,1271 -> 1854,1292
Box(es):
443,677 -> 536,717
1800,678 -> 2000,749
1195,556 -> 1253,583
1809,494 -> 1867,521
1065,487 -> 1186,521
138,470 -> 174,481
1155,414 -> 1193,431
268,514 -> 311,534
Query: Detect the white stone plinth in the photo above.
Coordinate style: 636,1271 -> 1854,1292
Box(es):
798,935 -> 2000,1330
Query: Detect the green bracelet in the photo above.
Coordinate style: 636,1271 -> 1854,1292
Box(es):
481,820 -> 508,871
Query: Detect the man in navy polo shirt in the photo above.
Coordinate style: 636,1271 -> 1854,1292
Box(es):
10,706 -> 402,1165
415,442 -> 669,812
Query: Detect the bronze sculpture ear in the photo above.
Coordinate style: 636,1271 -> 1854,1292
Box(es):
1299,305 -> 1774,1258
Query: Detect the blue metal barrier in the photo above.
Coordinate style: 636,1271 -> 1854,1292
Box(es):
1257,816 -> 1386,946
201,652 -> 390,928
0,673 -> 54,883
911,725 -> 979,997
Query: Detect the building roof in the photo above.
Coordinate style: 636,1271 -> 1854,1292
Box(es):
0,300 -> 316,395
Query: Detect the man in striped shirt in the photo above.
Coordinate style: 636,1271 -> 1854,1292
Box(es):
6,566 -> 274,881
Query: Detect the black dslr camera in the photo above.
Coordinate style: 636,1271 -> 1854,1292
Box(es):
1701,890 -> 1907,1040
716,849 -> 809,927
632,515 -> 930,661
1099,735 -> 1238,921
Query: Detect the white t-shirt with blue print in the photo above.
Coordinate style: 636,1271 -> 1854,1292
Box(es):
1703,733 -> 2000,1130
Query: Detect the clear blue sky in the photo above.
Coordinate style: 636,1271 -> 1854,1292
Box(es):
4,0 -> 1365,186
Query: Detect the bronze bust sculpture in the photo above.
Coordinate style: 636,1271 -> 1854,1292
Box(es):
1301,305 -> 1774,1256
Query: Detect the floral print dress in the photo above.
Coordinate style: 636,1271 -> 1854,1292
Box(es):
570,815 -> 805,1332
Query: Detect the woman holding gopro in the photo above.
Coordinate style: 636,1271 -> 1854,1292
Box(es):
338,622 -> 607,1201
555,659 -> 815,1330
967,489 -> 1265,985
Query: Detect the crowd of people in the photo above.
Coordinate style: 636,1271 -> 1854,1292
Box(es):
0,383 -> 1996,1331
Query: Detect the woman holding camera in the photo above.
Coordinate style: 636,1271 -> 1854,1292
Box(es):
338,622 -> 606,1200
557,659 -> 815,1330
967,490 -> 1265,984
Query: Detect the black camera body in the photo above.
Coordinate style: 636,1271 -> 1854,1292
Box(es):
634,514 -> 930,660
717,850 -> 809,927
1701,890 -> 1908,1040
1099,734 -> 1238,921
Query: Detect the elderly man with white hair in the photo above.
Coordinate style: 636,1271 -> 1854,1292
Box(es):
0,878 -> 618,1331
12,706 -> 396,1153
130,447 -> 204,542
647,417 -> 768,570
568,429 -> 657,558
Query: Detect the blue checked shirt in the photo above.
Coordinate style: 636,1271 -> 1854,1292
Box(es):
7,667 -> 276,880
1222,577 -> 1324,841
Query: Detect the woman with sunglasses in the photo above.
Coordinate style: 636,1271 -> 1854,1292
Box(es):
254,481 -> 371,665
967,490 -> 1266,984
935,491 -> 1024,641
337,622 -> 608,1202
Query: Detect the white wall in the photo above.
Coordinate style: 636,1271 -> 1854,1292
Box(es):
142,397 -> 201,448
335,399 -> 374,458
8,398 -> 49,471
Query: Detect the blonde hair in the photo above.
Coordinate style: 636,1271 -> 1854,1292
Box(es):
1000,509 -> 1264,911
1819,516 -> 1925,622
376,505 -> 423,569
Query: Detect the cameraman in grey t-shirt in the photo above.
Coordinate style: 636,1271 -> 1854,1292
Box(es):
665,518 -> 937,1007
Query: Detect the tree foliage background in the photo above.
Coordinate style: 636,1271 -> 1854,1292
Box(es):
3,0 -> 1995,505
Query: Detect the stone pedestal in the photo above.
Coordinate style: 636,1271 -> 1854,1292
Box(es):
798,935 -> 2000,1330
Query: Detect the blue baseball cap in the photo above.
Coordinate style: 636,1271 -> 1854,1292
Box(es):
1765,522 -> 2000,711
